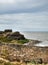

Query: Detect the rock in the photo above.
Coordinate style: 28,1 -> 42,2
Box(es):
4,29 -> 12,33
0,31 -> 4,34
35,58 -> 43,64
0,29 -> 26,41
6,32 -> 25,40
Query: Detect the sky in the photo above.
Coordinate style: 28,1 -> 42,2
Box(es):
0,0 -> 48,31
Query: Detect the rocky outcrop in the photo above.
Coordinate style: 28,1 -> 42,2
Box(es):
0,29 -> 12,37
0,31 -> 4,34
0,31 -> 4,36
4,29 -> 12,33
6,32 -> 25,40
0,29 -> 25,40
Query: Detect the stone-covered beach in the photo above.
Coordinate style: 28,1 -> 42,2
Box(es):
0,29 -> 48,65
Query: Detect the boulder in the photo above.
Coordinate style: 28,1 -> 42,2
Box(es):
6,32 -> 25,40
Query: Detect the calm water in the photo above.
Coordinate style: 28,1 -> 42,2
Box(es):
21,32 -> 48,47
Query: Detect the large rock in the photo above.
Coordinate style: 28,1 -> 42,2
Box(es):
6,32 -> 25,40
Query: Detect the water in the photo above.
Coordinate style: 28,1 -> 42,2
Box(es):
21,32 -> 48,47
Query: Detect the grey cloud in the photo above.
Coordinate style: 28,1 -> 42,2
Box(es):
0,13 -> 48,31
0,0 -> 48,14
0,0 -> 48,31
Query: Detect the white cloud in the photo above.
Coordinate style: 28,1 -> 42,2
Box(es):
0,0 -> 15,4
0,0 -> 48,31
0,12 -> 48,31
0,0 -> 48,14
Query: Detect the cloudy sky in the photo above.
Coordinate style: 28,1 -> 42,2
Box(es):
0,0 -> 48,31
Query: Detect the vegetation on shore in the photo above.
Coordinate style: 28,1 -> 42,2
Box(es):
0,29 -> 29,44
0,36 -> 29,44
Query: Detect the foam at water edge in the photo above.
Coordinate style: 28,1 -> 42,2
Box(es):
35,41 -> 48,47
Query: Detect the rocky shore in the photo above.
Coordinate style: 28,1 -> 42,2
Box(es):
0,43 -> 48,64
0,29 -> 48,65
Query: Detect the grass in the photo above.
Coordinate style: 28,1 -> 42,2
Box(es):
0,36 -> 29,44
0,36 -> 12,43
17,39 -> 29,44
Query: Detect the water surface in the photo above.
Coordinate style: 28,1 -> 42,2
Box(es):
21,32 -> 48,47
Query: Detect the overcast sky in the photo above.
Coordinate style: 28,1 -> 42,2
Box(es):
0,0 -> 48,31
